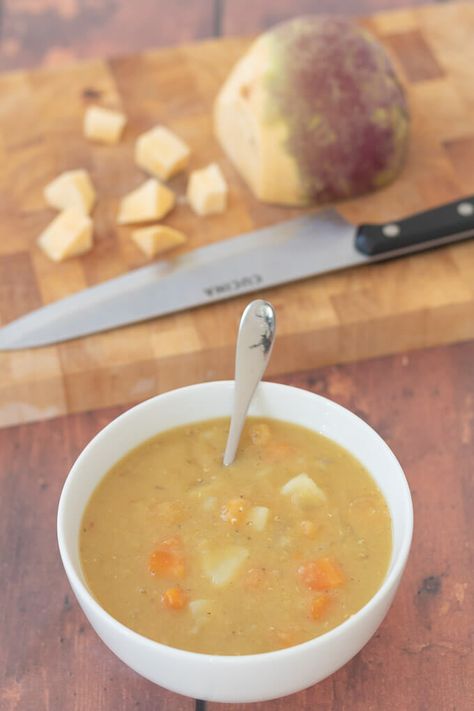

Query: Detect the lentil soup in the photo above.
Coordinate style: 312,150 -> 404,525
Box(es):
80,417 -> 392,655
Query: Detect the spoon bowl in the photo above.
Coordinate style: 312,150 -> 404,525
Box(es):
223,299 -> 276,466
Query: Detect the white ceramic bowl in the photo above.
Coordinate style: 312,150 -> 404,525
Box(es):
57,381 -> 413,703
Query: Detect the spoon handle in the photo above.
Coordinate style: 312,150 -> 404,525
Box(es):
223,300 -> 276,466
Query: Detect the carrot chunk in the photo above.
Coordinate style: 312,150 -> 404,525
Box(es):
161,587 -> 188,610
149,537 -> 185,578
310,594 -> 331,620
297,557 -> 345,590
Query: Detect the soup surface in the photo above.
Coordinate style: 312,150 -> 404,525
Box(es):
80,417 -> 391,655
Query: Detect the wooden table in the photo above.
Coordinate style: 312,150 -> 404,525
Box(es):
1,2 -> 473,710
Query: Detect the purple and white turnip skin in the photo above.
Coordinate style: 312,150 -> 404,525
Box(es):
214,16 -> 409,206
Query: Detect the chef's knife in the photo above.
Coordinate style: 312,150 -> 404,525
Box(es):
1,196 -> 474,350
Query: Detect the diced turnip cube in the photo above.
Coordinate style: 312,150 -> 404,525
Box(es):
38,208 -> 93,262
131,225 -> 187,258
117,178 -> 175,225
135,125 -> 190,180
187,163 -> 228,216
84,105 -> 127,144
189,598 -> 214,633
246,506 -> 270,531
202,546 -> 249,586
281,473 -> 327,505
44,169 -> 96,215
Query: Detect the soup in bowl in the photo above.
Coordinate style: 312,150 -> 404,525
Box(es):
57,381 -> 413,703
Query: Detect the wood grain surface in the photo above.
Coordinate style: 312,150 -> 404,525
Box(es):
1,342 -> 473,710
0,0 -> 439,71
1,1 -> 474,429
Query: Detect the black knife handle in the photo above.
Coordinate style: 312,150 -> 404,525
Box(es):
355,196 -> 474,256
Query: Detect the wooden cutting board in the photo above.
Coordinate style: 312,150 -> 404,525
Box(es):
1,1 -> 474,429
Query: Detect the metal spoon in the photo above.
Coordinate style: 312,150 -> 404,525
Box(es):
223,299 -> 276,466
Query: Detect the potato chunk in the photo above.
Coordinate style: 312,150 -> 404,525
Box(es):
281,473 -> 326,506
202,546 -> 249,586
131,225 -> 187,258
44,169 -> 96,215
117,179 -> 175,225
38,208 -> 93,262
187,163 -> 228,216
246,506 -> 270,531
189,599 -> 214,633
83,105 -> 127,144
135,125 -> 190,180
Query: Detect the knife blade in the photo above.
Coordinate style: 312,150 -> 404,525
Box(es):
1,196 -> 474,350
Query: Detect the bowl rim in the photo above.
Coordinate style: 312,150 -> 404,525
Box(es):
57,379 -> 413,664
